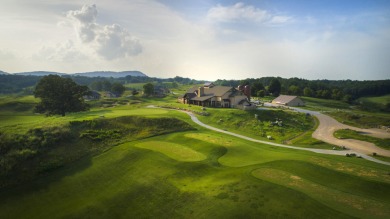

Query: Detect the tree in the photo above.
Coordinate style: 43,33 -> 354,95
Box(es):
143,83 -> 154,96
111,82 -> 126,96
101,80 -> 112,91
34,75 -> 89,116
303,87 -> 313,97
90,81 -> 103,91
268,78 -> 281,96
288,85 -> 300,95
251,81 -> 264,97
257,90 -> 265,97
332,89 -> 343,100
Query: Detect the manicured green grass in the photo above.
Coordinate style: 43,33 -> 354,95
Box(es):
135,141 -> 206,162
334,129 -> 390,150
1,91 -> 390,218
1,130 -> 389,218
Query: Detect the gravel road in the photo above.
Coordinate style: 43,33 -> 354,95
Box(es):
312,113 -> 390,157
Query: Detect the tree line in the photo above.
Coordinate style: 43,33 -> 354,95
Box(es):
215,77 -> 390,102
0,75 -> 204,94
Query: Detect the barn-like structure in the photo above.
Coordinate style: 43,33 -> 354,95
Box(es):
272,95 -> 305,107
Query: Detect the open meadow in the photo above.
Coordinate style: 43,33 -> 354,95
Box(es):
0,92 -> 390,218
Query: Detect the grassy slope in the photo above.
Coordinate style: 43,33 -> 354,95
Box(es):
1,92 -> 390,218
359,94 -> 390,105
196,107 -> 314,143
1,130 -> 389,218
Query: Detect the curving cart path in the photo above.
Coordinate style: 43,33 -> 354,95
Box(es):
183,111 -> 390,166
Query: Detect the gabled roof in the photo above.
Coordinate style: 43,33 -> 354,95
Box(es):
272,95 -> 299,104
185,85 -> 233,97
204,82 -> 215,87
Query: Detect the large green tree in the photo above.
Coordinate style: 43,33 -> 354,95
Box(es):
111,82 -> 126,96
268,78 -> 281,96
143,83 -> 154,96
34,75 -> 90,116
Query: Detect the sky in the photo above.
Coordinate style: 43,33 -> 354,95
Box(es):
0,0 -> 389,81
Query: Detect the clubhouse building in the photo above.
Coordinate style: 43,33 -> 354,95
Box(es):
179,83 -> 253,109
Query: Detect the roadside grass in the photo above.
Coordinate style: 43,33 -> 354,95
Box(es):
369,154 -> 390,163
334,129 -> 390,150
195,107 -> 314,143
327,110 -> 390,128
1,130 -> 389,218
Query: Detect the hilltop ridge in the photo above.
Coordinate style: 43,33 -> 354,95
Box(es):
5,70 -> 147,78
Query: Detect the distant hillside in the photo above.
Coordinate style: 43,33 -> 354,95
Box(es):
14,71 -> 66,76
0,71 -> 10,75
12,71 -> 147,78
74,71 -> 147,78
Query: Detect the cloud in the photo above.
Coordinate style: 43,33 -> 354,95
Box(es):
207,2 -> 291,25
34,40 -> 87,62
67,4 -> 97,24
207,2 -> 268,23
67,4 -> 98,43
66,4 -> 142,59
95,24 -> 142,60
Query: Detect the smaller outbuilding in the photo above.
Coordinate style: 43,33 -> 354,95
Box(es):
84,90 -> 101,100
272,95 -> 305,107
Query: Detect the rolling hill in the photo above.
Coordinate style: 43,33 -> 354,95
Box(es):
10,70 -> 147,78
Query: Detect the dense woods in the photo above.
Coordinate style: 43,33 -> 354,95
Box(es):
215,77 -> 390,102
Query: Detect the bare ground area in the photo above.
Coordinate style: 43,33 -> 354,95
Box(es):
313,114 -> 390,157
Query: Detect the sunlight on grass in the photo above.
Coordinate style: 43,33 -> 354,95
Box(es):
135,141 -> 206,162
252,167 -> 390,218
